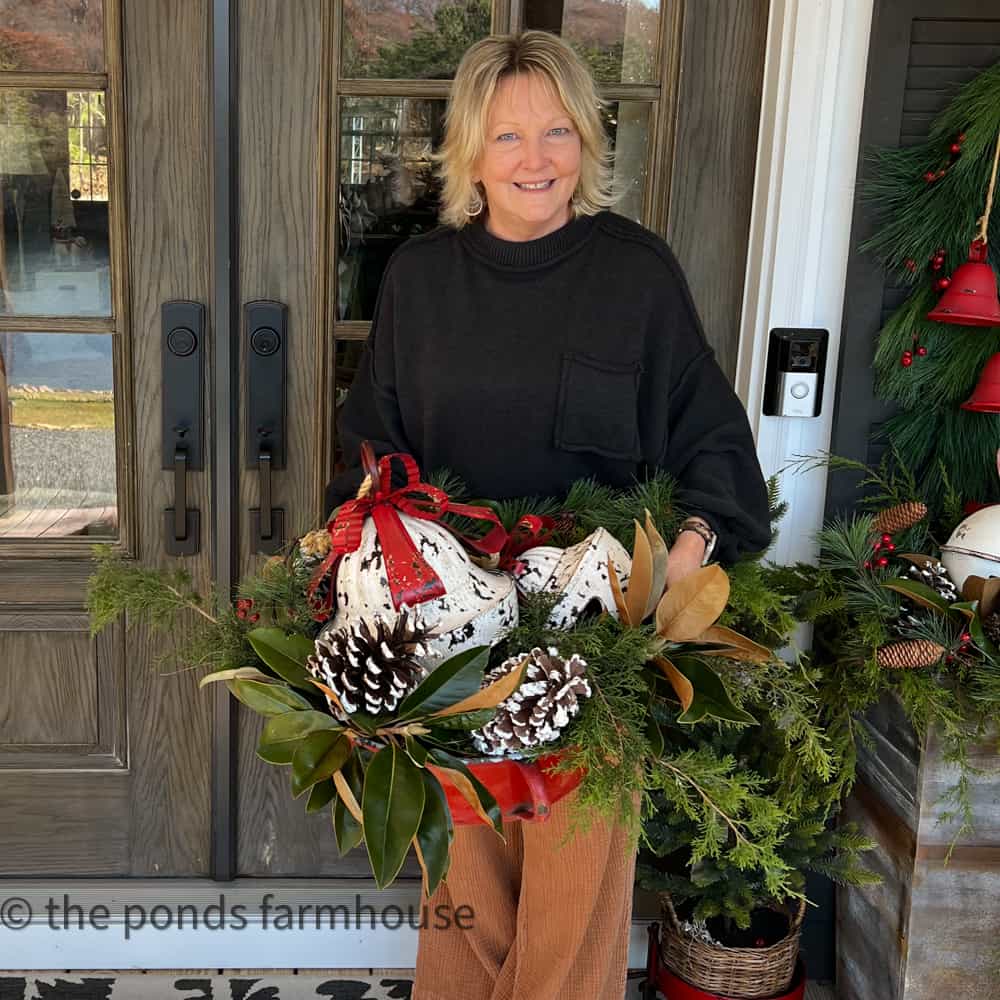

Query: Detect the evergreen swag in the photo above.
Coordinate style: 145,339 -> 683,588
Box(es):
86,467 -> 875,915
860,58 -> 1000,507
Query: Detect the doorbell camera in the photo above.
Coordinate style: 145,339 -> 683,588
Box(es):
762,328 -> 828,418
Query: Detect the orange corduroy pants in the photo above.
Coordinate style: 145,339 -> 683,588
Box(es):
412,786 -> 640,1000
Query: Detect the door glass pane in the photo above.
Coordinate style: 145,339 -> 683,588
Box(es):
337,96 -> 650,318
0,90 -> 112,317
332,339 -> 366,472
338,96 -> 446,319
0,331 -> 117,539
342,0 -> 491,79
606,100 -> 650,223
523,0 -> 660,83
0,0 -> 106,73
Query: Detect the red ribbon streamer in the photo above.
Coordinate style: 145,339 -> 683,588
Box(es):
308,443 -> 508,619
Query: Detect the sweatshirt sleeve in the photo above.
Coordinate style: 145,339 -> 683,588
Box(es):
639,246 -> 773,564
323,260 -> 411,517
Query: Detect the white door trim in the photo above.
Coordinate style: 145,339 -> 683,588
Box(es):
737,0 -> 875,566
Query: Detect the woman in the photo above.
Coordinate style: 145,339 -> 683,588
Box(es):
325,30 -> 771,1000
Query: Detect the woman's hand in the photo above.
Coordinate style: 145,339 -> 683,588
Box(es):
665,530 -> 706,589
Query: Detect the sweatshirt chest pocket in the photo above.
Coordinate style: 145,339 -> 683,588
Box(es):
553,352 -> 643,461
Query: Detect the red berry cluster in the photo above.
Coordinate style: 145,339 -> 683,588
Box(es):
236,597 -> 260,623
864,533 -> 896,570
923,131 -> 966,184
900,332 -> 929,368
946,632 -> 975,664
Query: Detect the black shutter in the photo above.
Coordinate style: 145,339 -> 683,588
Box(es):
827,2 -> 1000,515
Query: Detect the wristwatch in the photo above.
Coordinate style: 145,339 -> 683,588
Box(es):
678,517 -> 718,565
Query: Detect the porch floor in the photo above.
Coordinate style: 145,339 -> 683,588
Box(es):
0,970 -> 838,998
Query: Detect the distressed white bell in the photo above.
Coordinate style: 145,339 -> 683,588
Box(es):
940,505 -> 1000,591
322,512 -> 518,667
515,527 -> 632,629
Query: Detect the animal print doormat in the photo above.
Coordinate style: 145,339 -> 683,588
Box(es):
0,972 -> 414,1000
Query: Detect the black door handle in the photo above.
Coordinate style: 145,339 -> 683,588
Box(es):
162,301 -> 203,556
246,300 -> 287,554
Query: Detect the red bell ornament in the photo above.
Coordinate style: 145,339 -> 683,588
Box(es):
962,352 -> 1000,412
926,239 -> 1000,326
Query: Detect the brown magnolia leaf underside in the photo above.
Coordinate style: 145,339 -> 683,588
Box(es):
695,625 -> 774,664
655,565 -> 731,641
653,656 -> 694,712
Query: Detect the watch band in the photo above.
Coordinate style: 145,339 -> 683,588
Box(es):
679,517 -> 717,565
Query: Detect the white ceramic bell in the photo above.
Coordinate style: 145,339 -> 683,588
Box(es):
322,512 -> 518,667
941,505 -> 1000,591
514,527 -> 632,629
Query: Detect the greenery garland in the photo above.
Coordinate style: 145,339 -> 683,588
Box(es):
859,59 -> 1000,506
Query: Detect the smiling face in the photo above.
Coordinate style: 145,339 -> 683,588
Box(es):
473,71 -> 583,242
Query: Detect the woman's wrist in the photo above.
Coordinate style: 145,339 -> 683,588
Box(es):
678,516 -> 717,565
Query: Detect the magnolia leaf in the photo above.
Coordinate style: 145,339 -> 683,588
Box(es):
950,600 -> 977,621
626,518 -> 654,626
882,578 -> 950,614
896,553 -> 937,570
643,509 -> 670,621
404,734 -> 429,767
291,732 -> 352,798
607,557 -> 630,623
229,678 -> 314,716
645,711 -> 665,757
692,626 -> 773,664
305,779 -> 337,814
982,578 -> 1000,618
970,612 -> 1000,658
428,747 -> 503,835
363,743 -> 426,889
428,708 -> 496,731
306,677 -> 346,717
394,646 -> 490,721
655,565 -> 731,641
672,657 -> 757,726
199,666 -> 275,689
653,656 -> 694,712
413,769 -> 453,898
262,710 -> 340,746
247,628 -> 316,691
428,654 -> 529,718
962,575 -> 987,603
332,755 -> 365,854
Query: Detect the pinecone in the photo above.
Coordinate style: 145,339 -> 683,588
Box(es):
984,612 -> 1000,647
877,639 -> 946,670
895,560 -> 959,634
872,501 -> 928,536
307,609 -> 431,719
470,646 -> 591,758
298,528 -> 332,560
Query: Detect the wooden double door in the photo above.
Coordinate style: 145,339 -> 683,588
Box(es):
0,0 -> 767,881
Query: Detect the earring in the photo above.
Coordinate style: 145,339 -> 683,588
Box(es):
465,190 -> 484,217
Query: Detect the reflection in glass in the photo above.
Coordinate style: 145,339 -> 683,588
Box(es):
0,0 -> 105,73
342,0 -> 491,79
606,101 -> 650,223
0,90 -> 112,317
338,97 -> 446,320
523,0 -> 660,84
0,332 -> 117,539
332,339 -> 366,476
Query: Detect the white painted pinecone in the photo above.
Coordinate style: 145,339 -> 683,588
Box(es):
470,646 -> 591,758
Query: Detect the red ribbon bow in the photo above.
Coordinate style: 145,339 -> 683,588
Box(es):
308,443 -> 508,619
499,514 -> 557,576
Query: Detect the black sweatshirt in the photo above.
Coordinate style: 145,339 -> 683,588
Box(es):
324,210 -> 772,564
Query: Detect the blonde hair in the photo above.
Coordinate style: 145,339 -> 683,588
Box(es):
435,30 -> 616,229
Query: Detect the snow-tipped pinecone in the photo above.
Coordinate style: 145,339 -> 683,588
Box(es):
298,529 -> 332,561
895,560 -> 959,633
470,646 -> 591,758
877,639 -> 946,670
984,612 -> 1000,647
307,608 -> 431,719
872,501 -> 928,536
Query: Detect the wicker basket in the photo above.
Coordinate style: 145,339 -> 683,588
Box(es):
659,894 -> 806,1000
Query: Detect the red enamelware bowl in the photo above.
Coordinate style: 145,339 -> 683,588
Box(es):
426,751 -> 586,825
658,959 -> 806,1000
